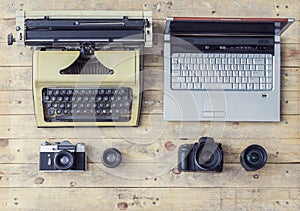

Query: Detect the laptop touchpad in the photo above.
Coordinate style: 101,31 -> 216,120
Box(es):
202,97 -> 226,118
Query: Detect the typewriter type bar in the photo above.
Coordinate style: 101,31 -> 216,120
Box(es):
25,17 -> 147,46
9,10 -> 153,47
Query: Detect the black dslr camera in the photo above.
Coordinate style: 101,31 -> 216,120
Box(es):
178,137 -> 223,172
40,140 -> 86,172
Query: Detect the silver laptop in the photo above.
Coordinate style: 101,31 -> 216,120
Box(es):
164,17 -> 294,121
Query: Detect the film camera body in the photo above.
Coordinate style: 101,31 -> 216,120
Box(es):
178,137 -> 223,172
40,140 -> 86,171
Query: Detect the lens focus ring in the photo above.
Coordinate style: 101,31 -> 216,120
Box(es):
240,144 -> 267,171
102,148 -> 122,168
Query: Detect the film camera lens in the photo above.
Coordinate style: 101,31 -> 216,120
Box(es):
54,150 -> 74,170
195,140 -> 223,171
240,144 -> 267,171
102,148 -> 122,168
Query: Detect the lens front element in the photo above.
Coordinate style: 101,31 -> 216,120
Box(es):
195,142 -> 222,171
240,144 -> 267,171
102,148 -> 122,168
54,150 -> 74,170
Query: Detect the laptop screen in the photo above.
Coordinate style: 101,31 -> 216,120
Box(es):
169,18 -> 291,35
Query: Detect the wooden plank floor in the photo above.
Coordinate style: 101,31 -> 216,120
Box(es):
0,0 -> 299,210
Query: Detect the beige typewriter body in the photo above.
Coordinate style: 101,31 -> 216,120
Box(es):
33,50 -> 141,127
12,10 -> 152,127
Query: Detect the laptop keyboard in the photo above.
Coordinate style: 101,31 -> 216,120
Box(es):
171,53 -> 273,91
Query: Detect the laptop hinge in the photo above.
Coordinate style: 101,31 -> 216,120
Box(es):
274,22 -> 281,43
274,34 -> 280,43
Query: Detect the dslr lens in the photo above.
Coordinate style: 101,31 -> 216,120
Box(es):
102,148 -> 122,168
240,144 -> 267,171
195,142 -> 222,170
54,150 -> 74,170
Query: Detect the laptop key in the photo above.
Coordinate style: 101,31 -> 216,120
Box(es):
252,71 -> 265,77
172,57 -> 178,64
224,77 -> 230,83
172,83 -> 181,89
256,65 -> 265,71
194,83 -> 201,89
186,77 -> 192,83
172,77 -> 185,83
192,77 -> 199,83
181,83 -> 188,89
253,58 -> 265,64
249,77 -> 260,83
211,77 -> 217,83
172,64 -> 180,70
254,83 -> 260,90
266,65 -> 272,70
266,83 -> 272,90
266,78 -> 272,83
202,83 -> 232,90
187,83 -> 194,89
172,71 -> 181,76
260,84 -> 266,90
247,83 -> 253,90
266,71 -> 273,77
239,84 -> 246,90
182,70 -> 189,76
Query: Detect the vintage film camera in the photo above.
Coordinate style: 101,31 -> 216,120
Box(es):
178,137 -> 223,172
40,140 -> 86,172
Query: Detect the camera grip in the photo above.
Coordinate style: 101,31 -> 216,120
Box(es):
178,144 -> 191,171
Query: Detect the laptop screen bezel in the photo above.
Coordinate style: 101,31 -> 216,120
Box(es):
169,17 -> 293,36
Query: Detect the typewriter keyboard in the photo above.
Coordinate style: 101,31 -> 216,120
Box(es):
42,87 -> 133,122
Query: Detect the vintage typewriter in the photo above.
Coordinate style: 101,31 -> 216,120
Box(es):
8,10 -> 152,127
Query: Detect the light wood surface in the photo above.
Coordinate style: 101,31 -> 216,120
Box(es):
0,0 -> 299,210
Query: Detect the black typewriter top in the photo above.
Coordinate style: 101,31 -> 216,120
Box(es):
24,16 -> 150,46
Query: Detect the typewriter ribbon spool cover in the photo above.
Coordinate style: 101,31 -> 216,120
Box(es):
10,10 -> 152,127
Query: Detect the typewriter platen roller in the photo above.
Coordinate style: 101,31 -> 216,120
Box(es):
9,10 -> 152,127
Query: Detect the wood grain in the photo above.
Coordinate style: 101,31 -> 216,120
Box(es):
0,0 -> 299,210
1,0 -> 299,19
1,188 -> 299,210
0,163 -> 299,188
0,115 -> 299,139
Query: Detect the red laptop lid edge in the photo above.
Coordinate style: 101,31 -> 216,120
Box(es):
173,17 -> 289,22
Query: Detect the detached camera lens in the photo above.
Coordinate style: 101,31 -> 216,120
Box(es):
102,148 -> 122,168
240,144 -> 267,171
54,150 -> 74,170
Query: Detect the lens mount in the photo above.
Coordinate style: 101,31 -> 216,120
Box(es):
54,150 -> 74,170
240,144 -> 267,171
194,142 -> 222,171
